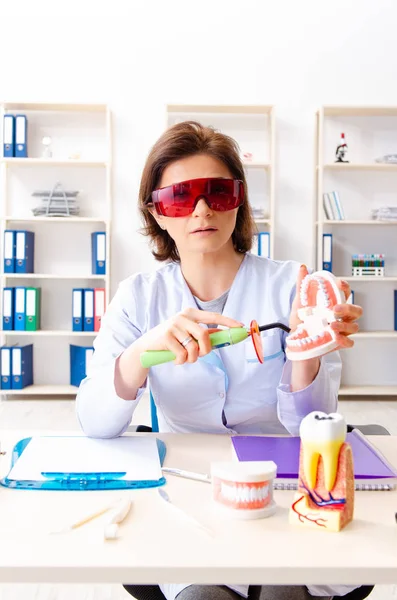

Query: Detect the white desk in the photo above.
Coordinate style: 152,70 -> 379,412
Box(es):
0,430 -> 396,585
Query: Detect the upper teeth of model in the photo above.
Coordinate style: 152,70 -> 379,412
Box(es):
285,275 -> 339,347
300,412 -> 347,491
300,274 -> 331,308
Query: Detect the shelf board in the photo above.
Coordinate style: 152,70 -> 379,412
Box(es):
322,106 -> 397,117
320,163 -> 397,171
341,276 -> 397,282
243,162 -> 270,169
3,102 -> 107,112
352,331 -> 397,339
0,330 -> 96,336
167,104 -> 273,115
1,274 -> 105,280
3,216 -> 108,224
0,384 -> 78,396
339,385 -> 397,396
1,158 -> 107,167
317,220 -> 397,225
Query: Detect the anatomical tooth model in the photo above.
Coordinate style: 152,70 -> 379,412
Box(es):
285,270 -> 345,361
289,411 -> 354,532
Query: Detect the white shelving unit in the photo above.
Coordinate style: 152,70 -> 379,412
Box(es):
0,384 -> 79,397
315,105 -> 397,398
322,163 -> 397,171
166,104 -> 276,258
1,158 -> 107,167
0,102 -> 112,399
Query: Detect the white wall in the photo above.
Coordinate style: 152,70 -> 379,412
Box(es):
2,0 -> 397,292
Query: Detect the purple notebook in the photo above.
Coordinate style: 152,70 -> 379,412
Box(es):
231,430 -> 397,490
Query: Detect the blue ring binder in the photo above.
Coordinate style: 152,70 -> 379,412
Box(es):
0,437 -> 167,491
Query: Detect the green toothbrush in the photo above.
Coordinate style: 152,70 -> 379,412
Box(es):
139,321 -> 290,368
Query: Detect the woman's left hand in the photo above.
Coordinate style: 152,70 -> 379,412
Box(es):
289,265 -> 363,350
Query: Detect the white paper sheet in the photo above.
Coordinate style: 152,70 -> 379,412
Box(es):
7,436 -> 163,482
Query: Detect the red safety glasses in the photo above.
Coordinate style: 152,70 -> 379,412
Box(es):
149,177 -> 244,218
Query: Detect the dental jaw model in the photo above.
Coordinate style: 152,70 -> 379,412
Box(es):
289,412 -> 354,532
211,461 -> 277,520
285,270 -> 345,361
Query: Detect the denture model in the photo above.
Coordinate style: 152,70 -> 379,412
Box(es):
211,461 -> 277,520
289,411 -> 354,532
285,270 -> 345,361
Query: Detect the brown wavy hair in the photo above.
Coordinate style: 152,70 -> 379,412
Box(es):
139,121 -> 256,262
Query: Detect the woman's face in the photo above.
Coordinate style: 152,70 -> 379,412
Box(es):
154,154 -> 239,258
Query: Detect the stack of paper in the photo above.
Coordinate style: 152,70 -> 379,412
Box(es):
371,206 -> 397,221
375,154 -> 397,164
7,436 -> 163,483
31,182 -> 80,217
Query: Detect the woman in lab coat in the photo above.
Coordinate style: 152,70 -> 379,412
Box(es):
76,122 -> 364,600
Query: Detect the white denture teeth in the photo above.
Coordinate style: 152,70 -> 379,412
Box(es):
211,461 -> 277,520
220,483 -> 268,503
286,270 -> 345,361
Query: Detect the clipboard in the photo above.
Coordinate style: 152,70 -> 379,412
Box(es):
0,436 -> 167,491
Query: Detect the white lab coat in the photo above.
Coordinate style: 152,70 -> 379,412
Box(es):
76,253 -> 357,599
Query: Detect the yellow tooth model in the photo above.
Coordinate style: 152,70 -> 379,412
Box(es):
300,412 -> 347,491
289,411 -> 355,532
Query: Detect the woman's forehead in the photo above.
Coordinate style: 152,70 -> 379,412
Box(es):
160,155 -> 232,187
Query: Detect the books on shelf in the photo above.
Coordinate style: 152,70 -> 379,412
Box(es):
347,290 -> 354,305
3,114 -> 27,158
251,232 -> 270,258
394,291 -> 397,332
323,191 -> 345,220
2,287 -> 41,331
3,115 -> 15,157
3,230 -> 35,273
73,287 -> 105,332
0,344 -> 33,390
70,345 -> 94,387
322,233 -> 332,272
91,232 -> 106,275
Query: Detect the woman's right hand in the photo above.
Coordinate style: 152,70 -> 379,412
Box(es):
115,308 -> 243,400
137,308 -> 243,365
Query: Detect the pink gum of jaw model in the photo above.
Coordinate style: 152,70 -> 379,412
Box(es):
285,270 -> 346,361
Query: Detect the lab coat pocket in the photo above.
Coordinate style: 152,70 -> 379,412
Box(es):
245,331 -> 284,364
240,331 -> 285,411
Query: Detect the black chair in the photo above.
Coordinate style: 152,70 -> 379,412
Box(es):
123,584 -> 375,599
123,585 -> 165,600
342,587 -> 375,600
347,424 -> 390,436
